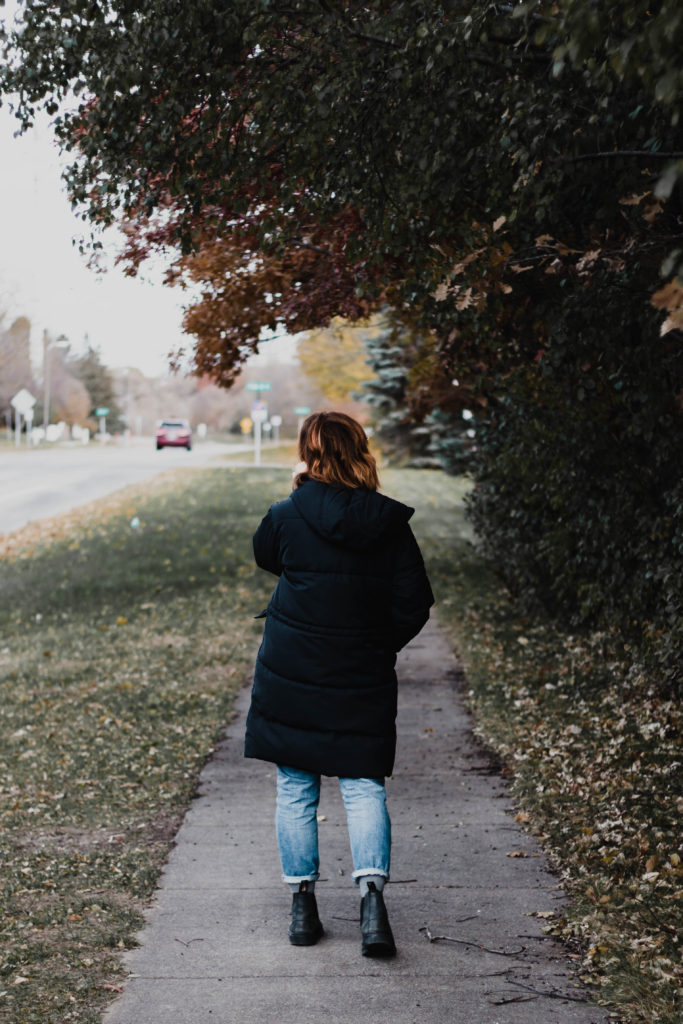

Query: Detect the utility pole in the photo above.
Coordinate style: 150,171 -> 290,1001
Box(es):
42,332 -> 69,434
42,329 -> 50,428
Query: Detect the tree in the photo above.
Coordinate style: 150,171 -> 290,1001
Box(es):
0,316 -> 35,416
361,315 -> 475,469
2,2 -> 682,685
45,341 -> 91,427
297,318 -> 377,404
71,343 -> 122,428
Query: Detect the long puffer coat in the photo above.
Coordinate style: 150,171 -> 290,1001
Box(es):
244,478 -> 434,778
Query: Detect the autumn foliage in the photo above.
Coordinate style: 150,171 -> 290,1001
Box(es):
2,1 -> 682,687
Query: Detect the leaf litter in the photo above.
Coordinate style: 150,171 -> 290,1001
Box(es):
0,466 -> 291,1023
388,468 -> 682,1024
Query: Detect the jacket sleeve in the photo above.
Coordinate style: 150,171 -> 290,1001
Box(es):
391,523 -> 435,651
253,508 -> 283,577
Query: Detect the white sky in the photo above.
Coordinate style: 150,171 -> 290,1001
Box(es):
0,0 -> 298,379
0,102 -> 196,377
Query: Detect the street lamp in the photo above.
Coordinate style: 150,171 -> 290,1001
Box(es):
42,332 -> 69,432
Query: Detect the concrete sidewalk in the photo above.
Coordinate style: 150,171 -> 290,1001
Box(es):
104,619 -> 609,1024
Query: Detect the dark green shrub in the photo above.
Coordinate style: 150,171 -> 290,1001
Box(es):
466,275 -> 683,693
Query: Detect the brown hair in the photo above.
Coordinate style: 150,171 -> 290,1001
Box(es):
296,412 -> 379,490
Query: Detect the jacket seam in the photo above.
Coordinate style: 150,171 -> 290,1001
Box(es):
256,651 -> 394,689
250,698 -> 392,739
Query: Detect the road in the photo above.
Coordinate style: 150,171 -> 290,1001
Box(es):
0,438 -> 253,536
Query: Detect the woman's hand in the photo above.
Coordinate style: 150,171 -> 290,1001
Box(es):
292,461 -> 308,489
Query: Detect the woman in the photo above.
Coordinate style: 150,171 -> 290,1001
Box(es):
245,411 -> 434,957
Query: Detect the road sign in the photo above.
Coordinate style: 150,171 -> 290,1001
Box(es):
245,381 -> 272,392
294,406 -> 311,416
240,417 -> 253,434
251,401 -> 268,423
270,415 -> 282,427
11,389 -> 36,415
95,407 -> 110,417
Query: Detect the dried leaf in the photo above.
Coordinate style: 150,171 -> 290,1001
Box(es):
651,279 -> 683,311
619,191 -> 650,206
642,202 -> 663,223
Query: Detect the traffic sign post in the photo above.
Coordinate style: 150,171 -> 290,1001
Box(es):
251,401 -> 268,466
270,414 -> 282,443
294,405 -> 311,435
11,389 -> 36,447
95,406 -> 109,438
246,383 -> 272,465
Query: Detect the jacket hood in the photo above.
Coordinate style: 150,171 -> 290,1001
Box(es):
290,479 -> 413,550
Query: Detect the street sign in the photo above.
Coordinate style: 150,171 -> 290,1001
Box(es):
95,407 -> 110,417
251,400 -> 268,423
245,381 -> 272,392
11,389 -> 36,415
294,406 -> 311,416
270,415 -> 282,427
240,417 -> 253,434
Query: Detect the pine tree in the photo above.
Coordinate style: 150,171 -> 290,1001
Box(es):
71,345 -> 122,428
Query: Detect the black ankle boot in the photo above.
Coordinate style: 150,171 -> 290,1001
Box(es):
360,881 -> 396,958
289,882 -> 324,946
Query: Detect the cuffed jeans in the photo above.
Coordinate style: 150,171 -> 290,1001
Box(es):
276,765 -> 391,885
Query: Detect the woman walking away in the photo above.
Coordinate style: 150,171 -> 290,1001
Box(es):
245,411 -> 434,957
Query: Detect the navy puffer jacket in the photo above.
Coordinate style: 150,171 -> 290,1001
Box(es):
244,478 -> 434,778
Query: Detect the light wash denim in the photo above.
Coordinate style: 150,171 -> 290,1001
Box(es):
276,765 -> 391,884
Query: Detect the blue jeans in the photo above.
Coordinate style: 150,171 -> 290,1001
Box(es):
276,766 -> 391,884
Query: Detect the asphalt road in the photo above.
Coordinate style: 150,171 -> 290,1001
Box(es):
0,438 -> 252,536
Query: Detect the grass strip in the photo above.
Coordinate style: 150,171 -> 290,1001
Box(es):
386,469 -> 682,1024
1,464 -> 679,1024
0,466 -> 292,1023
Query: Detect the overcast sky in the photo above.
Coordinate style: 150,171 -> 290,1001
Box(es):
0,97 -> 201,378
0,0 -> 298,380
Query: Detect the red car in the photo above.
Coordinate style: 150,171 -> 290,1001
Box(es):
156,419 -> 192,450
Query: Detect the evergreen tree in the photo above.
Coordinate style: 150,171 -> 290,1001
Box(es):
362,320 -> 471,471
71,345 -> 122,428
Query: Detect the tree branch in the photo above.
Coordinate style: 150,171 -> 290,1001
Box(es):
560,150 -> 683,163
288,238 -> 333,257
420,925 -> 525,956
316,0 -> 399,49
506,979 -> 588,1003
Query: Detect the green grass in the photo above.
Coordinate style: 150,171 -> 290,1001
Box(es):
1,465 -> 679,1023
0,467 -> 292,1023
220,440 -> 299,466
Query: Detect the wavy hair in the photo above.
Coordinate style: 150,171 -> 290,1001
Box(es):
295,411 -> 379,490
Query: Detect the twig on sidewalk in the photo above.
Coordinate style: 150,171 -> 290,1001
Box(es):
174,936 -> 205,947
420,925 -> 525,956
506,979 -> 588,1003
489,994 -> 538,1005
